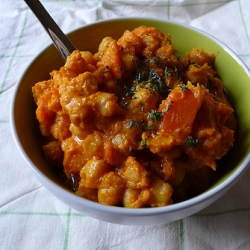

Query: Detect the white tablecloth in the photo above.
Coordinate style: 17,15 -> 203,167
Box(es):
1,0 -> 250,249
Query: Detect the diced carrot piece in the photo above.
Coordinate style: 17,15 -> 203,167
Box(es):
160,82 -> 203,137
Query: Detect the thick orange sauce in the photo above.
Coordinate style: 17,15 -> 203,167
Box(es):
32,26 -> 236,207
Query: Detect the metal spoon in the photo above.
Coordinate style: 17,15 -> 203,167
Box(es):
24,0 -> 77,61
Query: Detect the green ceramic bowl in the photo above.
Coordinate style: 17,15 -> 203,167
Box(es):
11,18 -> 250,225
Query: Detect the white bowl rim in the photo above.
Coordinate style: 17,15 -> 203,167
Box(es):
10,17 -> 250,217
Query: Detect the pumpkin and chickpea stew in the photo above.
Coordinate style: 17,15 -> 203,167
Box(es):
32,26 -> 237,208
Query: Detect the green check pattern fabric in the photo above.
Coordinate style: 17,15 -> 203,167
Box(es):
1,0 -> 250,249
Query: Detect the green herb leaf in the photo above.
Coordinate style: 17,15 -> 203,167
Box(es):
189,60 -> 198,67
176,55 -> 181,60
185,136 -> 198,148
149,110 -> 164,122
115,78 -> 120,84
141,138 -> 147,148
180,85 -> 189,93
164,66 -> 179,77
142,124 -> 154,131
148,68 -> 164,93
124,85 -> 136,97
213,94 -> 219,101
128,120 -> 139,128
146,124 -> 154,130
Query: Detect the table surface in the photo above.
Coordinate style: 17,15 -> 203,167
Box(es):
1,0 -> 250,249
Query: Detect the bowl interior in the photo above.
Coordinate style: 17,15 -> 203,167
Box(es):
13,18 -> 250,198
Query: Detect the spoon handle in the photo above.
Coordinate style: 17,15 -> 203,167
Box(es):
24,0 -> 76,61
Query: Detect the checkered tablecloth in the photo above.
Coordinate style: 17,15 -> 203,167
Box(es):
1,1 -> 250,249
